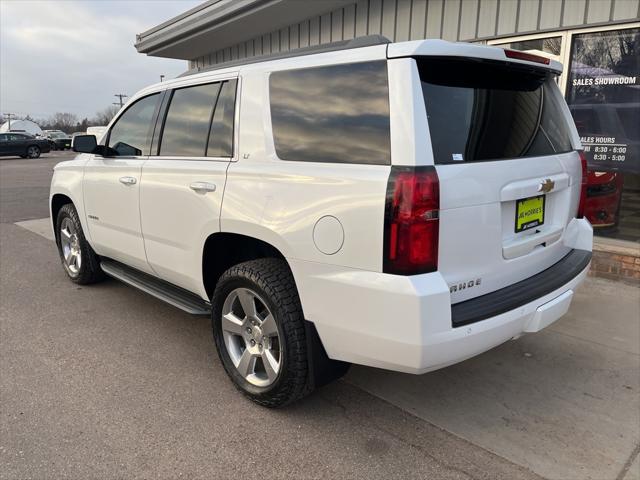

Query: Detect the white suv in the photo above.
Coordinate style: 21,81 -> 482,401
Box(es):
51,36 -> 593,407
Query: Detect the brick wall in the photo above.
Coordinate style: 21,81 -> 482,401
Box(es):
589,240 -> 640,285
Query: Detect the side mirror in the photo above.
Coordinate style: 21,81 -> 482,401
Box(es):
72,134 -> 97,153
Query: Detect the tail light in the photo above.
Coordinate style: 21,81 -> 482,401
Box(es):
383,166 -> 439,275
577,150 -> 588,218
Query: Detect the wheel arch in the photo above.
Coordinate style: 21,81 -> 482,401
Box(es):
50,193 -> 74,243
50,187 -> 90,245
201,231 -> 291,300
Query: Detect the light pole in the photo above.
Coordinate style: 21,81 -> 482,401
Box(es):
2,113 -> 14,130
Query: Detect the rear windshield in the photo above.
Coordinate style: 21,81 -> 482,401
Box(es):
418,58 -> 573,164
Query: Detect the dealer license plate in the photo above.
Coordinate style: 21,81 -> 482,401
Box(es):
515,195 -> 545,233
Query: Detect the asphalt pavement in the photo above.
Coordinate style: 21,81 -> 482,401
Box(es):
1,151 -> 638,479
0,153 -> 61,223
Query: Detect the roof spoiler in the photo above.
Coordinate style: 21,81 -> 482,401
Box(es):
388,39 -> 563,73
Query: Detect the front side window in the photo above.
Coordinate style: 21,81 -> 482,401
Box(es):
0,134 -> 8,142
160,83 -> 221,157
419,58 -> 573,164
269,61 -> 391,165
108,93 -> 160,156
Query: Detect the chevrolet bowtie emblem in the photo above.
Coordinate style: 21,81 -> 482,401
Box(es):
538,178 -> 555,193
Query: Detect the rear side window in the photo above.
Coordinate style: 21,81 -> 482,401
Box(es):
108,93 -> 160,156
160,83 -> 221,157
207,80 -> 237,157
418,58 -> 573,164
270,61 -> 390,165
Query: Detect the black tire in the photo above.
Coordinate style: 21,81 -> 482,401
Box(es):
26,145 -> 40,158
212,258 -> 311,407
55,203 -> 105,285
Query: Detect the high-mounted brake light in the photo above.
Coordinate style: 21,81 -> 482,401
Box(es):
384,166 -> 439,275
577,150 -> 588,218
504,49 -> 551,65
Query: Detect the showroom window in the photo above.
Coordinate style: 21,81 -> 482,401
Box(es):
566,27 -> 639,175
567,27 -> 639,241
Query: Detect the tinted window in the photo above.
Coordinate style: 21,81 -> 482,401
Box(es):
108,94 -> 160,156
160,83 -> 221,157
0,134 -> 8,142
418,58 -> 573,164
207,80 -> 237,157
270,61 -> 390,165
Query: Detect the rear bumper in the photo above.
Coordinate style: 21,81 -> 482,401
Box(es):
451,249 -> 591,327
291,218 -> 592,374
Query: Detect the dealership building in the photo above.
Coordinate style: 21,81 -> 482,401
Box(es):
137,0 -> 639,278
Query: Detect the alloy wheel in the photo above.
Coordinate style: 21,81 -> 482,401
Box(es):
221,287 -> 282,387
59,217 -> 82,275
27,146 -> 39,158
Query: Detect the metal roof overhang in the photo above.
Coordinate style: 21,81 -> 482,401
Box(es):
136,0 -> 355,60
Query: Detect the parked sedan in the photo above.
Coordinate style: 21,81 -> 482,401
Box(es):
0,132 -> 51,158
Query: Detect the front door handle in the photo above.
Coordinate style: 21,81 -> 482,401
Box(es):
119,176 -> 137,186
189,181 -> 217,193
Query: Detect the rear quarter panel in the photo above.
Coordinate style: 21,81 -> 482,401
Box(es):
222,55 -> 390,272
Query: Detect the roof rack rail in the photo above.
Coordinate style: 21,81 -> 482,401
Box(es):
178,35 -> 391,78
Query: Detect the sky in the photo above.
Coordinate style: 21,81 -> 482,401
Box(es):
0,0 -> 202,121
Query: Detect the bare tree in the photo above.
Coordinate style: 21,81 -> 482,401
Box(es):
92,105 -> 120,126
42,112 -> 78,132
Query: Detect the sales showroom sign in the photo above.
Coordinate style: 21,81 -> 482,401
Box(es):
566,27 -> 639,174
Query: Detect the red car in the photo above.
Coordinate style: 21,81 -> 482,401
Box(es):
585,170 -> 624,228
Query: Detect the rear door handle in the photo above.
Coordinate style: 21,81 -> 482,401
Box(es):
119,176 -> 137,186
189,181 -> 217,193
